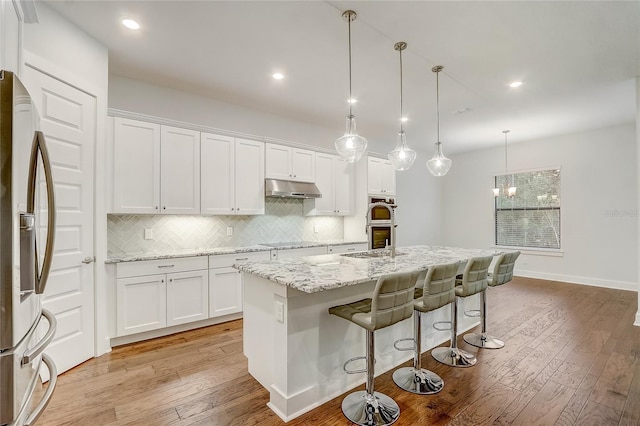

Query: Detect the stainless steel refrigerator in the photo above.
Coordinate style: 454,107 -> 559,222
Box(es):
0,70 -> 58,425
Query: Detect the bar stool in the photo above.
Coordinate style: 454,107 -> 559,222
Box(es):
328,270 -> 421,426
431,256 -> 493,368
463,251 -> 520,349
392,261 -> 460,394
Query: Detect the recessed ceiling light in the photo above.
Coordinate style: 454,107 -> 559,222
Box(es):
122,19 -> 140,30
272,73 -> 284,80
348,98 -> 357,104
509,81 -> 523,88
400,117 -> 408,122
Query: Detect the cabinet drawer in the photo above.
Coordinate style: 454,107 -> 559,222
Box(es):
276,246 -> 327,259
117,256 -> 208,278
327,243 -> 367,254
209,251 -> 271,269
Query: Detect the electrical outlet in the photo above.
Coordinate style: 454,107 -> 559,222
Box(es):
227,226 -> 233,236
314,224 -> 319,233
144,228 -> 153,240
275,301 -> 284,323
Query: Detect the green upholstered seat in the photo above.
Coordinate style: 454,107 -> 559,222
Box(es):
414,261 -> 459,313
329,271 -> 420,332
488,251 -> 520,287
455,256 -> 493,298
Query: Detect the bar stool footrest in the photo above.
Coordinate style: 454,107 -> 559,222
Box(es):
393,337 -> 416,352
464,309 -> 481,318
342,390 -> 400,426
343,356 -> 368,374
433,320 -> 452,331
392,366 -> 444,395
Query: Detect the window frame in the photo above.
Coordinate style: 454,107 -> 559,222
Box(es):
493,166 -> 562,254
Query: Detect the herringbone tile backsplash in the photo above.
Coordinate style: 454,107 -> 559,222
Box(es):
107,198 -> 344,255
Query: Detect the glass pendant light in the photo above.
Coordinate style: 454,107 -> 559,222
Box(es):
426,65 -> 452,176
388,42 -> 416,171
493,130 -> 517,197
335,10 -> 367,163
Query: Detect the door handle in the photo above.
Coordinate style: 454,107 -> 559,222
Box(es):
27,131 -> 56,295
81,256 -> 96,264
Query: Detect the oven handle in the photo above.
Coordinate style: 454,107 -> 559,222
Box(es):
24,353 -> 58,426
22,309 -> 57,365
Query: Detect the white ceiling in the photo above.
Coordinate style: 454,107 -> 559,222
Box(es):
45,0 -> 639,154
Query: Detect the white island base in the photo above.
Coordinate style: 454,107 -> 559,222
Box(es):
243,273 -> 480,422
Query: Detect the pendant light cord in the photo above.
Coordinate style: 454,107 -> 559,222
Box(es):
348,16 -> 353,117
436,69 -> 440,143
504,132 -> 508,172
399,47 -> 404,133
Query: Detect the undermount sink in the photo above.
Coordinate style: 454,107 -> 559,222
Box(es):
341,249 -> 405,259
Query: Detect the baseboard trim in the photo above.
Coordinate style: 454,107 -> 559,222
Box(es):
514,269 -> 637,292
110,313 -> 243,347
635,312 -> 640,327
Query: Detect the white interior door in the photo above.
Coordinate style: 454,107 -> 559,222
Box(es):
23,65 -> 96,374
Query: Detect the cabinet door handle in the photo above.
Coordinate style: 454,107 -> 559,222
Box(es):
235,257 -> 249,261
161,279 -> 164,283
157,264 -> 175,269
81,256 -> 95,264
169,278 -> 173,282
163,206 -> 166,210
347,248 -> 355,251
231,208 -> 235,211
155,206 -> 159,210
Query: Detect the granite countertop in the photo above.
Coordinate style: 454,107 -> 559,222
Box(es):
105,240 -> 367,263
235,245 -> 503,294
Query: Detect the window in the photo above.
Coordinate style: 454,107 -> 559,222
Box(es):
494,168 -> 561,249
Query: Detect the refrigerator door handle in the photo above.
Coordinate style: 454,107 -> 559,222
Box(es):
26,130 -> 56,295
23,353 -> 58,426
22,309 -> 57,366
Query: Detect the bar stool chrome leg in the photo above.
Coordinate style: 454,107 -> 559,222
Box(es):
342,330 -> 400,426
392,311 -> 444,394
432,296 -> 477,367
463,290 -> 504,349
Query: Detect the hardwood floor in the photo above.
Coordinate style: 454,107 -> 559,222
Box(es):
37,277 -> 640,425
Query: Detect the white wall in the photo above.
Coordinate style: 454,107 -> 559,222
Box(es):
443,123 -> 637,291
395,162 -> 445,246
0,0 -> 21,73
109,74 -> 339,151
636,76 -> 640,325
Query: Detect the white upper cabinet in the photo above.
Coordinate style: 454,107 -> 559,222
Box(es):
201,133 -> 264,215
112,118 -> 200,214
160,125 -> 201,214
367,157 -> 396,195
112,117 -> 161,214
201,133 -> 235,215
265,143 -> 315,182
234,139 -> 265,214
304,153 -> 353,216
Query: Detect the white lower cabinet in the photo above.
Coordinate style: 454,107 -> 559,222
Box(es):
166,270 -> 209,326
209,251 -> 271,318
116,256 -> 209,337
117,274 -> 167,336
209,267 -> 242,318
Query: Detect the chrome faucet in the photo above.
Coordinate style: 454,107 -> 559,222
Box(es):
365,202 -> 397,258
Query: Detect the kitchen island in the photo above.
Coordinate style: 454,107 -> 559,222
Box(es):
235,245 -> 499,422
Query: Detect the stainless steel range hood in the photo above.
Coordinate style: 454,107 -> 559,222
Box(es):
265,179 -> 322,199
